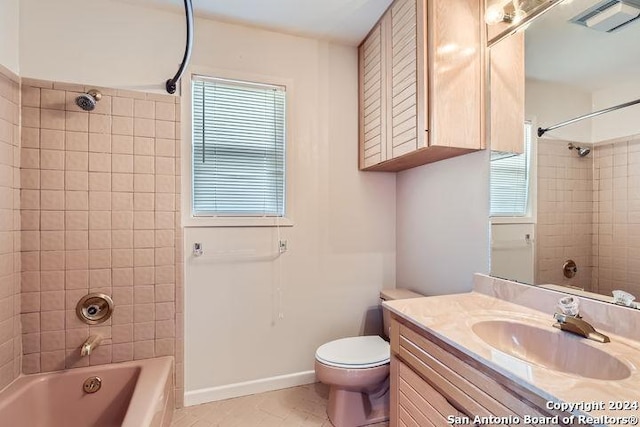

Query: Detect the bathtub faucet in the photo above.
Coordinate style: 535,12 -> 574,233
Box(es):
81,335 -> 102,357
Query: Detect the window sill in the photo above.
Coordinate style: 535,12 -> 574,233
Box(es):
490,216 -> 535,225
183,216 -> 294,228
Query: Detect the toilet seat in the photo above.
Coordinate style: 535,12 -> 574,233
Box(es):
315,336 -> 390,369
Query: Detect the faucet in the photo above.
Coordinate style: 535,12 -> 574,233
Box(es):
81,335 -> 102,357
553,313 -> 610,343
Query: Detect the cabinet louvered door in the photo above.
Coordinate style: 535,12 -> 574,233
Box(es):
389,0 -> 425,160
359,22 -> 387,169
396,358 -> 461,427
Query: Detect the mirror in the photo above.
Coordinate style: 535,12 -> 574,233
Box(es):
486,0 -> 563,45
490,0 -> 640,308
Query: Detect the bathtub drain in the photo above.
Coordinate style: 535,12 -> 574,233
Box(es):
83,376 -> 102,393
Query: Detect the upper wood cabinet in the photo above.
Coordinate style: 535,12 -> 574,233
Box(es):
358,0 -> 484,172
489,31 -> 525,154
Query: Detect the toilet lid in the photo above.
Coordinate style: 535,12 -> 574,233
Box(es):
315,336 -> 390,369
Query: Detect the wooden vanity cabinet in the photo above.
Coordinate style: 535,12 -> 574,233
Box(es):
358,0 -> 484,172
389,314 -> 570,427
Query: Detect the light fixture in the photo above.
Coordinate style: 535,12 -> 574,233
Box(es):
485,4 -> 508,24
485,0 -> 529,25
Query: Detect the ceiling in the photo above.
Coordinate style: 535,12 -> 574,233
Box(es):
525,0 -> 640,91
115,0 -> 392,45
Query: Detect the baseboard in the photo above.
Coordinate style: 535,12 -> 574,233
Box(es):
184,370 -> 317,407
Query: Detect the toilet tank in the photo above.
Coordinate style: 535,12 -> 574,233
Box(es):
380,288 -> 424,339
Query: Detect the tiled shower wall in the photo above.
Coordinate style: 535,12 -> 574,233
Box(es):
592,137 -> 640,298
19,79 -> 184,403
0,66 -> 21,390
536,139 -> 593,289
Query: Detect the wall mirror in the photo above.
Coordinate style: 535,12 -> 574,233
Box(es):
489,0 -> 640,308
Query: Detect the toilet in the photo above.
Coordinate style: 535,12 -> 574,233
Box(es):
314,289 -> 423,427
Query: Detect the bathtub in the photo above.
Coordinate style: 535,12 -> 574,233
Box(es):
0,356 -> 174,427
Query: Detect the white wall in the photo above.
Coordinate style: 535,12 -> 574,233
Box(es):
592,79 -> 640,143
396,151 -> 490,296
525,78 -> 640,144
526,79 -> 592,143
20,0 -> 180,91
181,24 -> 397,399
0,0 -> 19,73
19,0 -> 397,400
490,223 -> 535,284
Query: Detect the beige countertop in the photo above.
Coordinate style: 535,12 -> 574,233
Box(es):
384,292 -> 640,424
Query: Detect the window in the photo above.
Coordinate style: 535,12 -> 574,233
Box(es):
192,76 -> 286,217
490,122 -> 532,217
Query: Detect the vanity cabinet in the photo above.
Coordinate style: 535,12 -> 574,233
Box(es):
389,314 -> 569,426
489,31 -> 525,154
358,0 -> 484,172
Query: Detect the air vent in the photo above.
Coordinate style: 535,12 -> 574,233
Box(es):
571,0 -> 640,32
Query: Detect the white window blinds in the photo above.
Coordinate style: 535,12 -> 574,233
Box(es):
192,76 -> 286,217
490,123 -> 532,217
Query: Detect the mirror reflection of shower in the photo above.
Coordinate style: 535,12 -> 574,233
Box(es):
567,142 -> 590,157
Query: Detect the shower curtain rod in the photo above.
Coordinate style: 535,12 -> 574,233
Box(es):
537,97 -> 640,137
166,0 -> 194,94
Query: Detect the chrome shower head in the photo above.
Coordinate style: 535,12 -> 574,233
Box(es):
75,89 -> 102,111
568,143 -> 590,157
578,147 -> 590,157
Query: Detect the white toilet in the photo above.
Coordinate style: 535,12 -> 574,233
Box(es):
314,289 -> 423,427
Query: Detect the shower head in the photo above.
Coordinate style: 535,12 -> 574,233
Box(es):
577,147 -> 591,157
75,90 -> 102,111
568,143 -> 590,157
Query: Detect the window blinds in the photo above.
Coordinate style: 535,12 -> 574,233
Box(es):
192,76 -> 286,217
490,123 -> 532,217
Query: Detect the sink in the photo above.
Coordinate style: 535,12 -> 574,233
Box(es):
472,320 -> 631,380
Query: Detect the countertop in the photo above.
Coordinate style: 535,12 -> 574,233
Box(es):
384,292 -> 640,423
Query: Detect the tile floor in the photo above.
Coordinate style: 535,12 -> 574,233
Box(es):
171,383 -> 390,427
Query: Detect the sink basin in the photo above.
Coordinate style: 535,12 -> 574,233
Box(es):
472,320 -> 631,380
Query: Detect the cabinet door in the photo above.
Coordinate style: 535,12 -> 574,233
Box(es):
359,22 -> 387,169
389,0 -> 422,159
429,0 -> 482,150
490,31 -> 525,154
394,356 -> 462,426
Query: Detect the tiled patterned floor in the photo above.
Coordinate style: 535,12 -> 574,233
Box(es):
171,383 -> 390,427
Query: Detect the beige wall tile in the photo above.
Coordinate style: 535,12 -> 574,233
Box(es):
41,109 -> 65,130
65,191 -> 89,211
18,82 -> 181,397
41,89 -> 66,110
89,172 -> 111,192
89,152 -> 111,172
65,111 -> 88,132
155,102 -> 175,122
134,137 -> 154,156
40,150 -> 65,170
65,171 -> 89,191
89,133 -> 111,153
66,131 -> 89,152
134,100 -> 155,119
89,115 -> 111,134
112,154 -> 133,173
112,116 -> 133,136
134,118 -> 155,138
112,97 -> 134,117
41,191 -> 65,210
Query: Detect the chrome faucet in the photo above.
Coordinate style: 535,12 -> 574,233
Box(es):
81,335 -> 102,357
553,313 -> 610,343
